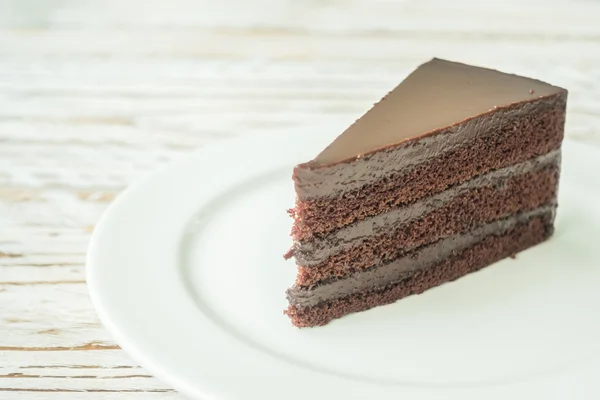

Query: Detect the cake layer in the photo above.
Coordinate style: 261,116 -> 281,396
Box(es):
295,166 -> 558,288
292,150 -> 559,268
291,94 -> 566,241
285,214 -> 553,327
287,206 -> 554,309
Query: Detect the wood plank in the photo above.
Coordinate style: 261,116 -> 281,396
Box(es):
0,394 -> 180,399
0,284 -> 112,348
0,266 -> 84,284
1,0 -> 599,35
0,377 -> 171,391
0,350 -> 138,368
1,31 -> 599,64
0,351 -> 176,396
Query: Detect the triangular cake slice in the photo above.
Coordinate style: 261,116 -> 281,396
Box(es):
285,58 -> 567,327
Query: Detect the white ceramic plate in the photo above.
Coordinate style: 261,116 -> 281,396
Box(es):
87,132 -> 600,400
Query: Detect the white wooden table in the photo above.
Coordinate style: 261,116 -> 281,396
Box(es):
1,0 -> 599,398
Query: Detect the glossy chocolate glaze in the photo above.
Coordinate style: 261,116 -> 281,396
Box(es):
312,58 -> 565,166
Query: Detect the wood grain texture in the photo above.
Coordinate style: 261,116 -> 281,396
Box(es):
1,0 -> 599,397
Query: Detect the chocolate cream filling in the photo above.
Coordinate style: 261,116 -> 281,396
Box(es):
293,150 -> 560,266
287,206 -> 555,308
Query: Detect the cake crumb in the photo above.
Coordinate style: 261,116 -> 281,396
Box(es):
529,89 -> 535,94
283,247 -> 295,260
510,254 -> 517,259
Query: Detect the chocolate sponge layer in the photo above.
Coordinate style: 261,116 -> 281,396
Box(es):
290,96 -> 566,241
286,215 -> 552,328
294,165 -> 558,288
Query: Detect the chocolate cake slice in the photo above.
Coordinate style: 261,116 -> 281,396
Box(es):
284,58 -> 567,328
